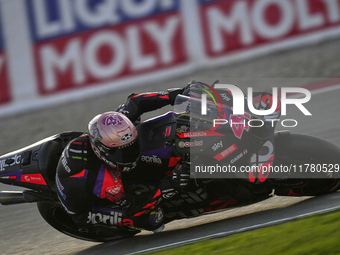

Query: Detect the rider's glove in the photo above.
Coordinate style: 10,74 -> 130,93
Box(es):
117,190 -> 138,217
72,212 -> 89,233
168,88 -> 185,105
172,164 -> 190,190
116,103 -> 141,125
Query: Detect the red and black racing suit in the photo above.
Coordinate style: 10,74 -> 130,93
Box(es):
56,88 -> 183,232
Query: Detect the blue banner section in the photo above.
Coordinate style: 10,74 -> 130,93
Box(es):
197,0 -> 228,4
0,31 -> 3,51
26,0 -> 180,42
0,5 -> 4,50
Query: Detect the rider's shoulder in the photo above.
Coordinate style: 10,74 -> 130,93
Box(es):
65,134 -> 90,157
63,135 -> 89,163
71,133 -> 90,144
58,134 -> 102,177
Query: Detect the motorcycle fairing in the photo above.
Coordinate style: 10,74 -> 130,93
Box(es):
130,112 -> 182,181
0,169 -> 47,185
0,132 -> 83,193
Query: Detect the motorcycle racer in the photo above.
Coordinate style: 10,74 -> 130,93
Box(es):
56,87 -> 190,233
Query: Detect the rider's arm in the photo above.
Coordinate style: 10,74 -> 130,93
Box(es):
117,88 -> 184,123
56,137 -> 95,215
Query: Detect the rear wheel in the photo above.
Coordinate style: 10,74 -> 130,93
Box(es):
270,131 -> 340,196
37,202 -> 139,242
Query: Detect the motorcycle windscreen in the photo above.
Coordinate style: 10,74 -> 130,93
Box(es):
174,94 -> 276,183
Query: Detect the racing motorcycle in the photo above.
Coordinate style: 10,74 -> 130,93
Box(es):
0,82 -> 339,242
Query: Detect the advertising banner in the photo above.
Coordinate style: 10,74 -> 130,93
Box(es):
26,0 -> 188,95
0,6 -> 10,105
0,0 -> 340,115
198,0 -> 340,58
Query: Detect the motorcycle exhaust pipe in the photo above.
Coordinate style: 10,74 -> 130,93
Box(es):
0,191 -> 27,205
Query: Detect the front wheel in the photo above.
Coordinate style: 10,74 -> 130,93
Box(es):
37,202 -> 139,242
269,131 -> 340,196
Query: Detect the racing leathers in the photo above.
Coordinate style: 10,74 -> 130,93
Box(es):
56,88 -> 186,233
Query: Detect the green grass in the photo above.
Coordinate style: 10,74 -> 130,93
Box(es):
151,210 -> 340,255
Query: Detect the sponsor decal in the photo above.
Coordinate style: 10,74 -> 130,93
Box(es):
87,210 -> 135,227
212,141 -> 223,151
230,149 -> 248,163
122,167 -> 131,172
176,125 -> 189,133
61,151 -> 71,173
163,126 -> 172,137
220,93 -> 231,102
21,173 -> 47,185
97,143 -> 108,153
118,161 -> 137,172
141,155 -> 162,165
178,140 -> 203,148
176,130 -> 224,138
87,210 -> 123,225
120,132 -> 134,143
100,156 -> 117,168
214,144 -> 237,161
105,183 -> 122,196
103,114 -> 123,126
105,183 -> 124,202
0,154 -> 21,171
